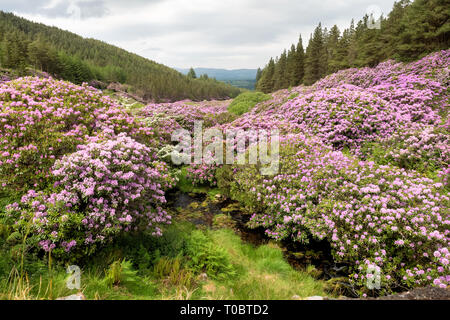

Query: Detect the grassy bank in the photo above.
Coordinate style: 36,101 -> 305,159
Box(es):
0,218 -> 330,300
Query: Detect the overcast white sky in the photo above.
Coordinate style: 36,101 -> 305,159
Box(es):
1,0 -> 398,69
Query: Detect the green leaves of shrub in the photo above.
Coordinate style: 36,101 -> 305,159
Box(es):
227,92 -> 271,116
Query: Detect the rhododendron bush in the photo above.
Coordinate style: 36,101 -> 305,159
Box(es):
0,77 -> 155,192
187,162 -> 220,186
136,100 -> 233,147
0,50 -> 448,294
219,134 -> 449,292
362,125 -> 450,177
5,135 -> 174,258
211,51 -> 450,293
0,77 -> 175,258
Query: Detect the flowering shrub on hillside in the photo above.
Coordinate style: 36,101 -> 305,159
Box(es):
5,134 -> 174,258
217,51 -> 448,172
2,50 -> 448,295
315,50 -> 450,89
187,163 -> 220,186
0,77 -> 155,192
362,125 -> 450,183
219,134 -> 449,293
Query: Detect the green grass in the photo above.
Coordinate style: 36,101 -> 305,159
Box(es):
0,225 -> 330,300
227,92 -> 271,116
177,167 -> 204,194
0,180 -> 329,300
202,229 -> 330,300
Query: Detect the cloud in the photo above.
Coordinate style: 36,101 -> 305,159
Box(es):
2,0 -> 398,68
0,0 -> 50,14
0,0 -> 161,19
0,0 -> 108,19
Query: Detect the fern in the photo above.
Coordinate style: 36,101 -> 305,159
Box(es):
186,230 -> 235,280
104,259 -> 138,287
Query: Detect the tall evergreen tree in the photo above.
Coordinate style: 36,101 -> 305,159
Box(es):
346,19 -> 358,67
2,31 -> 29,72
273,50 -> 289,90
27,37 -> 59,73
383,0 -> 411,59
394,0 -> 450,61
256,58 -> 276,93
294,35 -> 305,85
255,67 -> 262,84
356,15 -> 386,67
335,28 -> 352,70
326,25 -> 341,74
304,24 -> 327,85
256,0 -> 448,93
187,67 -> 197,79
286,44 -> 298,86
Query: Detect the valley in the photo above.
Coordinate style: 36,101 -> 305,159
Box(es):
0,0 -> 448,302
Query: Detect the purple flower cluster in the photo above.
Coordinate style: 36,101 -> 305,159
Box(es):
207,51 -> 450,292
137,100 -> 231,145
186,152 -> 220,186
226,134 -> 449,290
6,134 -> 174,257
0,77 -> 155,192
369,125 -> 450,181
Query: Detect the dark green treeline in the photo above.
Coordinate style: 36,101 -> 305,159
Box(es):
0,11 -> 241,101
256,0 -> 450,92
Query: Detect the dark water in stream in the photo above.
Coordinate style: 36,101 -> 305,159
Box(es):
166,191 -> 359,298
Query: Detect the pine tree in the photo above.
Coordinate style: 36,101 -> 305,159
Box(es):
286,44 -> 297,86
273,50 -> 289,90
255,67 -> 262,83
294,35 -> 305,85
304,24 -> 327,85
346,19 -> 358,67
256,58 -> 275,93
356,15 -> 386,67
256,0 -> 449,92
2,31 -> 29,72
187,67 -> 197,79
326,25 -> 341,74
394,0 -> 450,61
383,0 -> 411,59
28,37 -> 54,72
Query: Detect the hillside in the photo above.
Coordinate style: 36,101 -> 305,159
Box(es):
176,68 -> 257,81
176,67 -> 257,90
0,11 -> 241,101
0,0 -> 449,303
256,0 -> 450,92
0,50 -> 448,300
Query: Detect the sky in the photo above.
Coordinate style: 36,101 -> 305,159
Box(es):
1,0 -> 398,69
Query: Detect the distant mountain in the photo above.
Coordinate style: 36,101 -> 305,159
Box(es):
176,68 -> 257,89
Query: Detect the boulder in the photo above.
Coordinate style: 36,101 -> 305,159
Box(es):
305,296 -> 325,300
56,293 -> 86,300
89,80 -> 107,89
198,273 -> 208,282
107,82 -> 128,92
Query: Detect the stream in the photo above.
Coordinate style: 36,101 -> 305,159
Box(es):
166,191 -> 360,298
